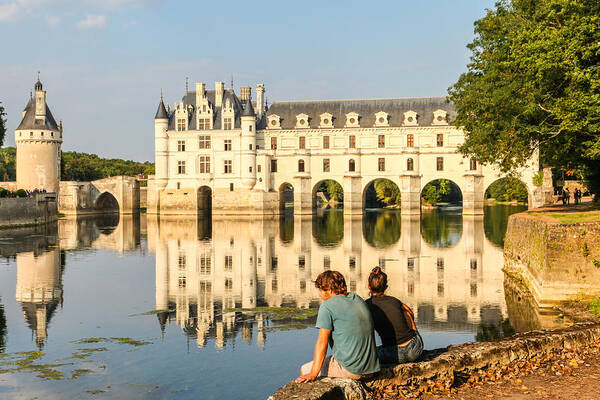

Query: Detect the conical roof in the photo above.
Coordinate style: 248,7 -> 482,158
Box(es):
155,98 -> 168,119
241,99 -> 255,117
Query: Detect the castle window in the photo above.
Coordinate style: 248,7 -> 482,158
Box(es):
203,105 -> 207,112
470,259 -> 478,270
349,159 -> 355,172
374,111 -> 389,127
378,158 -> 385,172
249,125 -> 253,132
249,166 -> 253,173
30,132 -> 33,137
298,159 -> 305,172
470,159 -> 477,171
319,113 -> 333,128
349,256 -> 356,270
407,158 -> 414,171
378,135 -> 385,148
407,134 -> 414,147
225,278 -> 233,291
437,157 -> 444,171
257,165 -> 261,172
271,159 -> 277,173
199,156 -> 210,173
224,139 -> 232,151
437,134 -> 444,147
271,137 -> 277,150
178,161 -> 186,174
50,132 -> 54,137
199,118 -> 210,130
407,257 -> 415,270
298,255 -> 305,269
268,115 -> 281,129
177,182 -> 181,189
230,183 -> 234,192
299,136 -> 305,149
349,135 -> 356,148
223,117 -> 233,130
224,160 -> 232,174
177,140 -> 186,152
403,111 -> 418,126
437,258 -> 445,270
249,144 -> 252,150
41,132 -> 44,137
323,136 -> 329,149
324,255 -> 330,270
432,109 -> 448,125
177,118 -> 186,131
199,135 -> 210,149
323,159 -> 330,172
296,113 -> 309,129
345,112 -> 360,127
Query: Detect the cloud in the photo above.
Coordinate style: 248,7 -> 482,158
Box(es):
0,3 -> 19,21
77,14 -> 106,29
47,15 -> 59,28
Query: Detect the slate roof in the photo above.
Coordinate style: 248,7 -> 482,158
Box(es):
154,98 -> 168,119
265,97 -> 454,129
241,99 -> 255,117
16,98 -> 60,131
167,89 -> 244,130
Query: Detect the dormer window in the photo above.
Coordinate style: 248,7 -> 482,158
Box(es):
319,113 -> 333,128
296,113 -> 309,129
403,111 -> 418,126
345,112 -> 360,128
432,109 -> 448,125
268,114 -> 281,129
374,111 -> 389,127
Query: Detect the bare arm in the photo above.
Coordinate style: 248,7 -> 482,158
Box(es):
295,328 -> 331,383
402,303 -> 417,331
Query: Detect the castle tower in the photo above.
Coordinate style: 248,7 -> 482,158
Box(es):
154,95 -> 169,190
240,95 -> 257,189
15,78 -> 63,193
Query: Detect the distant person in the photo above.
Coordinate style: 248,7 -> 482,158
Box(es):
366,267 -> 423,365
295,271 -> 380,382
564,188 -> 571,205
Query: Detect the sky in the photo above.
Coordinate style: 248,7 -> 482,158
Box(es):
0,0 -> 497,162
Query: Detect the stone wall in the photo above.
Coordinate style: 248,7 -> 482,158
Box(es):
0,193 -> 58,228
504,213 -> 600,306
0,182 -> 18,191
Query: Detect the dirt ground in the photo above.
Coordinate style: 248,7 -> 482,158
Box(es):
368,340 -> 600,400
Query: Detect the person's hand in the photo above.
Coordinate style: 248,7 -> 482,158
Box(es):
295,372 -> 318,383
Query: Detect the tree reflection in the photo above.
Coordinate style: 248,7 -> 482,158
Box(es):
484,205 -> 528,248
0,300 -> 6,353
312,210 -> 343,246
420,209 -> 463,248
279,216 -> 294,243
362,211 -> 401,248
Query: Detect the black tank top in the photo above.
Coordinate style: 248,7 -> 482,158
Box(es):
366,295 -> 415,346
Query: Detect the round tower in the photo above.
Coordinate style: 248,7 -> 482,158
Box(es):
240,94 -> 257,189
15,78 -> 63,194
154,94 -> 169,191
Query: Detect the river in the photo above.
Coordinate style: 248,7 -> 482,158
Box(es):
0,205 -> 526,399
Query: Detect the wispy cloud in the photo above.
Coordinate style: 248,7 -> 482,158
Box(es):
46,15 -> 60,28
0,3 -> 19,22
77,14 -> 106,29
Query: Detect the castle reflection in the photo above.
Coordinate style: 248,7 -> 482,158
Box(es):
147,210 -> 507,349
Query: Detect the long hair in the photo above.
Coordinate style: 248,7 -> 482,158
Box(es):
314,270 -> 348,295
368,266 -> 388,294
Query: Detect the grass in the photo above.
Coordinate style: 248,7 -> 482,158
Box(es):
532,210 -> 600,223
222,307 -> 318,321
590,298 -> 600,315
71,337 -> 152,346
128,309 -> 172,317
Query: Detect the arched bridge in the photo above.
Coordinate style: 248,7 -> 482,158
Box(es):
59,176 -> 140,215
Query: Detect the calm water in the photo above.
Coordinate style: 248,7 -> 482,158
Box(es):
0,205 -> 526,399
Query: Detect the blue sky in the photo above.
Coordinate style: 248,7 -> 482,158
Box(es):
0,0 -> 496,162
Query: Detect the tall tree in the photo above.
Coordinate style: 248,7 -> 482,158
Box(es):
449,0 -> 600,194
0,102 -> 6,147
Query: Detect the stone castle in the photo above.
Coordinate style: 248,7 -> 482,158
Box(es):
148,81 -> 547,216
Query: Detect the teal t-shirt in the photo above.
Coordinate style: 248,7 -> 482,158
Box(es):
316,293 -> 380,375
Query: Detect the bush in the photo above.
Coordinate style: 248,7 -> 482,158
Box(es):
15,189 -> 27,198
0,187 -> 8,198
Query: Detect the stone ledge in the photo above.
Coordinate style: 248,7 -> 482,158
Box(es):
269,322 -> 600,400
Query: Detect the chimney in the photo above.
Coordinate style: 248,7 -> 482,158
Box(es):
35,84 -> 46,121
215,81 -> 225,107
240,86 -> 251,101
256,84 -> 265,119
196,82 -> 205,107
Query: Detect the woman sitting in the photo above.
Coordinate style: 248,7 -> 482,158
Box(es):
365,267 -> 423,364
295,270 -> 380,382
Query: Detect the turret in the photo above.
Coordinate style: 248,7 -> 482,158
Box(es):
15,77 -> 62,193
240,97 -> 257,188
154,95 -> 169,189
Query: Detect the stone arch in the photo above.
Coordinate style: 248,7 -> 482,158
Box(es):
278,182 -> 294,213
197,186 -> 212,215
94,192 -> 119,213
312,179 -> 344,209
420,178 -> 463,207
484,177 -> 530,207
362,178 -> 401,210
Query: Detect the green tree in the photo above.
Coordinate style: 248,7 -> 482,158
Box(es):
0,147 -> 16,181
0,102 -> 6,147
486,177 -> 528,202
317,180 -> 344,203
449,0 -> 600,195
422,179 -> 451,206
374,179 -> 401,206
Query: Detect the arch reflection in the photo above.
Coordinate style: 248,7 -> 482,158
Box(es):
421,208 -> 463,248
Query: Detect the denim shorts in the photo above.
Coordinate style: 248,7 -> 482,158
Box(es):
377,331 -> 423,364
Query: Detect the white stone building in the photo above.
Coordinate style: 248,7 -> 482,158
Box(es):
148,81 -> 546,216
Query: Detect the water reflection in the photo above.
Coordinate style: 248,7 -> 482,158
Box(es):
483,205 -> 528,248
0,299 -> 6,353
147,211 -> 508,349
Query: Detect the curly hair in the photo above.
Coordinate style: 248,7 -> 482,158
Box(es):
368,266 -> 388,294
314,270 -> 348,295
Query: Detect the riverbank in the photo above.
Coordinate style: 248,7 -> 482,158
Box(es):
0,193 -> 58,229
